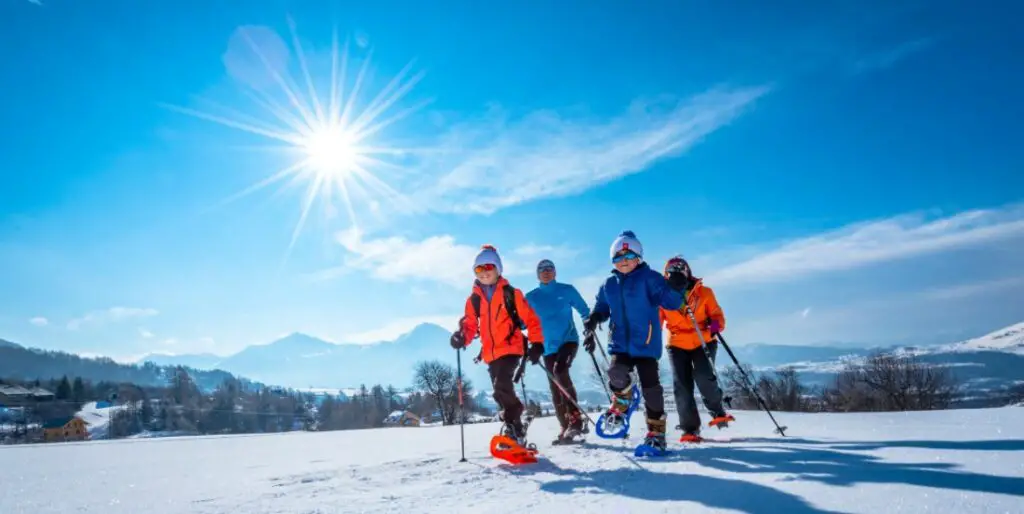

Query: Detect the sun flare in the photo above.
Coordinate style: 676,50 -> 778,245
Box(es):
162,20 -> 430,261
304,125 -> 359,177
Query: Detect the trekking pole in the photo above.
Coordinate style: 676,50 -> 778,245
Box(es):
455,348 -> 467,462
539,362 -> 597,427
713,332 -> 788,437
683,306 -> 720,382
589,350 -> 612,399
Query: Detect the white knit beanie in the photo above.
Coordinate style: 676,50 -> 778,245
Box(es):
474,244 -> 503,275
610,230 -> 643,260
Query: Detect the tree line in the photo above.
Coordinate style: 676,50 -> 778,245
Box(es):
718,351 -> 970,413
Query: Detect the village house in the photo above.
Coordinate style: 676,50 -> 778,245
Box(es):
0,385 -> 56,407
42,416 -> 89,442
383,410 -> 421,427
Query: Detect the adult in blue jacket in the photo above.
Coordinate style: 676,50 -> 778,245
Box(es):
582,230 -> 686,451
525,259 -> 591,440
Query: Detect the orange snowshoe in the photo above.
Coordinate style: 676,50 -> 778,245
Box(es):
708,414 -> 735,429
489,434 -> 538,464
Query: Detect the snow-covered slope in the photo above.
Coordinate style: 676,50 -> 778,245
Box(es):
941,322 -> 1024,355
2,407 -> 1021,513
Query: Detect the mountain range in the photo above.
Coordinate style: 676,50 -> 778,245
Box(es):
135,321 -> 1024,403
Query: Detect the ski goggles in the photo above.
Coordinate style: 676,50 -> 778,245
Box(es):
665,257 -> 689,274
612,251 -> 639,263
474,263 -> 498,273
537,260 -> 555,273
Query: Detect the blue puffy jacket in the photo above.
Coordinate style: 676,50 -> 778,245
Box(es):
589,262 -> 684,360
526,281 -> 591,356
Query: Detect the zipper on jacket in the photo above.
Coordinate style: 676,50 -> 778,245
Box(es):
618,274 -> 631,346
487,287 -> 497,360
644,322 -> 652,346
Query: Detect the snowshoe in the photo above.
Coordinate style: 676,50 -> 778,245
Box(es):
490,420 -> 537,464
634,415 -> 671,457
595,381 -> 641,439
680,432 -> 704,443
708,413 -> 735,429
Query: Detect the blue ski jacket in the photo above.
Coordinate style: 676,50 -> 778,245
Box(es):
526,281 -> 591,356
589,262 -> 684,360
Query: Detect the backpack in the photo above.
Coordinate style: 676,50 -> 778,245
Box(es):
469,283 -> 526,334
470,283 -> 529,380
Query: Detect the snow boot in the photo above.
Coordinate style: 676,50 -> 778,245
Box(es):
642,414 -> 668,452
604,383 -> 633,424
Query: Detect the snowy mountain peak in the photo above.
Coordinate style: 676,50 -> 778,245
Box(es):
945,321 -> 1024,355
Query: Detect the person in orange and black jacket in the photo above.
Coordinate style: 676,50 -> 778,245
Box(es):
450,245 -> 545,445
660,255 -> 734,442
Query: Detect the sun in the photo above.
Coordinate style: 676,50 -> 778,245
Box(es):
161,21 -> 431,263
303,125 -> 359,178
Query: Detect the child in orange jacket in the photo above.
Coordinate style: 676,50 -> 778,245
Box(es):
660,256 -> 734,441
450,245 -> 545,445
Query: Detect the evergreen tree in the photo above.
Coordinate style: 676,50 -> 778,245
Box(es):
56,375 -> 71,400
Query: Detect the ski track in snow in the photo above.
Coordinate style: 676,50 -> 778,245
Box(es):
2,407 -> 1023,513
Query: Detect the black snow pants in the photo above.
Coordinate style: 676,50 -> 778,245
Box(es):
669,342 -> 726,433
489,355 -> 524,425
606,353 -> 664,419
543,342 -> 580,429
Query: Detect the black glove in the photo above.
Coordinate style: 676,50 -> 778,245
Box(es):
583,331 -> 597,354
582,314 -> 601,335
667,271 -> 690,291
527,342 -> 544,365
449,331 -> 465,350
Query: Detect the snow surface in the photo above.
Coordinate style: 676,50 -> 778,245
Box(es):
1,407 -> 1022,513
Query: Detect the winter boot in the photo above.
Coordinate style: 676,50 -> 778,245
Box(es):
642,414 -> 667,452
605,383 -> 634,422
559,410 -> 586,440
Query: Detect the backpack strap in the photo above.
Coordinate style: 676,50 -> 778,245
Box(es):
470,293 -> 482,320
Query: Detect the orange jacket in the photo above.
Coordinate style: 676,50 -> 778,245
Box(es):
458,278 -> 544,364
659,280 -> 725,351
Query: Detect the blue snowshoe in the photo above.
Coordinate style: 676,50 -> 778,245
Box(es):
633,415 -> 670,457
595,382 -> 641,439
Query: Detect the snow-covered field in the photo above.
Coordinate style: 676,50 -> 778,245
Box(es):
1,407 -> 1022,513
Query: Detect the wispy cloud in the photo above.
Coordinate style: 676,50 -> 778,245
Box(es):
67,307 -> 159,330
852,37 -> 935,74
28,316 -> 48,327
412,86 -> 770,215
310,228 -> 480,287
139,328 -> 154,339
312,229 -> 574,287
706,203 -> 1024,286
800,307 -> 812,319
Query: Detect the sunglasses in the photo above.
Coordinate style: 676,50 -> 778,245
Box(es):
474,263 -> 498,274
537,266 -> 555,273
612,251 -> 638,264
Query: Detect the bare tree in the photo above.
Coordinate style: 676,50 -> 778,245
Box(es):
413,360 -> 474,425
822,352 -> 959,412
720,364 -> 814,412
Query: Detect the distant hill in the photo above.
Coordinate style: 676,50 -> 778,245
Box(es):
0,339 -> 23,350
0,342 -> 244,393
762,322 -> 1024,404
137,324 -> 461,390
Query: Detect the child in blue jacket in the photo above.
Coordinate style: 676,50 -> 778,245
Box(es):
582,230 -> 687,451
525,259 -> 591,441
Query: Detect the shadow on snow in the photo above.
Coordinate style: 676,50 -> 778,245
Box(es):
591,437 -> 1024,499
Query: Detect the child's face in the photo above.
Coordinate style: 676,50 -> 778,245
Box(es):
613,253 -> 640,274
475,266 -> 499,285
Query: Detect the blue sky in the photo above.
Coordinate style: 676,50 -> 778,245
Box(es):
1,0 -> 1022,361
